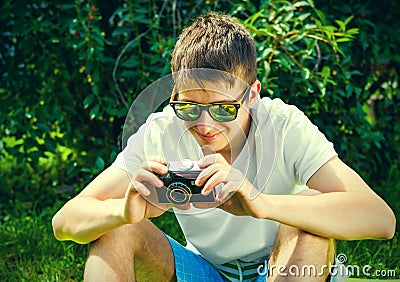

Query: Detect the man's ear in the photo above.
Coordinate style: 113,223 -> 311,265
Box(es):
247,80 -> 261,108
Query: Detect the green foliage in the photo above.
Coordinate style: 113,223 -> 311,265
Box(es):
236,0 -> 399,186
0,0 -> 398,226
0,0 -> 234,209
0,0 -> 177,208
248,0 -> 399,190
313,0 -> 400,185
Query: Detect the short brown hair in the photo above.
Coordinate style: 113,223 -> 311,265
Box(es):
171,12 -> 257,87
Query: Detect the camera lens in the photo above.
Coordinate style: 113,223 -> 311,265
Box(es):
166,183 -> 191,205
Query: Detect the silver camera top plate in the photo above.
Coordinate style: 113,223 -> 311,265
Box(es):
168,159 -> 201,172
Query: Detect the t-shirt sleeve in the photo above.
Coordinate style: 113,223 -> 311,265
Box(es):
112,105 -> 203,177
282,106 -> 337,185
112,123 -> 147,176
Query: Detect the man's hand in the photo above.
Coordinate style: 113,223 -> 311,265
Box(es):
193,154 -> 267,218
123,156 -> 191,224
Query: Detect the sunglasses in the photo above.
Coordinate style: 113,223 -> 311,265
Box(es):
170,86 -> 251,122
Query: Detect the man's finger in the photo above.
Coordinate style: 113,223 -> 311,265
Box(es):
201,170 -> 226,195
129,181 -> 150,197
195,164 -> 217,186
198,153 -> 227,168
216,182 -> 238,203
135,169 -> 164,188
142,160 -> 168,175
146,155 -> 168,164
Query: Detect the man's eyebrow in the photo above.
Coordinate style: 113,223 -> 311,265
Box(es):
177,98 -> 237,103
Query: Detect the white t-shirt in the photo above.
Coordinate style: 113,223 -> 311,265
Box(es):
113,97 -> 337,265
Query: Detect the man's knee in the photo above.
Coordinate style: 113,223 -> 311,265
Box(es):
89,221 -> 146,255
85,219 -> 176,281
270,224 -> 335,281
297,228 -> 335,262
272,224 -> 334,258
292,189 -> 335,259
85,223 -> 143,281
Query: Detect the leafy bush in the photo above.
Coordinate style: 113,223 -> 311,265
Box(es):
0,0 -> 398,212
313,0 -> 400,186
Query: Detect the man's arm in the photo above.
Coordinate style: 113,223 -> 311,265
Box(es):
198,154 -> 395,240
52,166 -> 130,244
262,156 -> 396,240
52,158 -> 170,244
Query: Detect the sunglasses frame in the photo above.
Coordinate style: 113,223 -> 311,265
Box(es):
170,86 -> 251,122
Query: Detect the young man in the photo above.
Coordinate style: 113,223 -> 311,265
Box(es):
52,13 -> 395,282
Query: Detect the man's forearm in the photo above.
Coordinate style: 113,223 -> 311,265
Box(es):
263,192 -> 396,240
52,197 -> 126,244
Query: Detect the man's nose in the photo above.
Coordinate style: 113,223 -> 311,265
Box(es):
196,109 -> 217,133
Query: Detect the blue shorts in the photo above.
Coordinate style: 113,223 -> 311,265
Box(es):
165,235 -> 268,282
165,235 -> 344,282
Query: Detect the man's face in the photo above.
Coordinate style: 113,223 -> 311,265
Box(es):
175,81 -> 253,160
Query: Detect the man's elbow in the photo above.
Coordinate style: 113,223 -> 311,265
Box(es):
381,208 -> 396,240
52,212 -> 98,244
371,203 -> 397,240
52,211 -> 75,242
52,213 -> 67,241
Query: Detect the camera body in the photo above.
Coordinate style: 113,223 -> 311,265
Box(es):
156,160 -> 215,205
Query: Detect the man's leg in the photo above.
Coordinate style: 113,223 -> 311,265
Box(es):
84,218 -> 176,282
268,189 -> 335,282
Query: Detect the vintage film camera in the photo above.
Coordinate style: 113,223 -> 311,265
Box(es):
156,160 -> 216,205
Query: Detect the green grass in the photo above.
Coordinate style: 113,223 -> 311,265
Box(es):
336,238 -> 399,280
0,206 -> 87,281
348,280 -> 400,282
0,203 -> 398,281
0,204 -> 184,282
